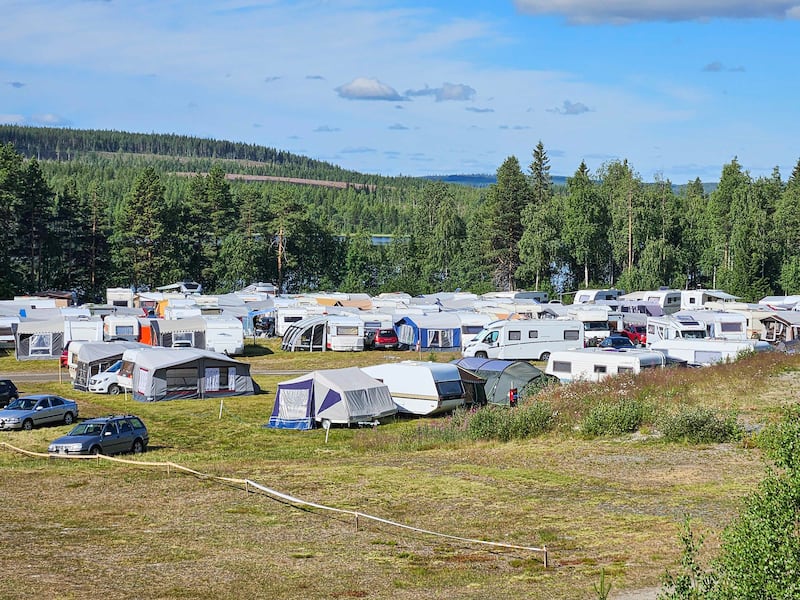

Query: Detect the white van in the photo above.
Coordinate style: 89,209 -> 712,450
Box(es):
545,348 -> 668,383
87,359 -> 124,395
462,319 -> 584,361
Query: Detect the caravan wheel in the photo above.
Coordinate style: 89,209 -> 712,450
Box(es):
539,352 -> 550,362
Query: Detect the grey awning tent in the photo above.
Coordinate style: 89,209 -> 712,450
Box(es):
13,319 -> 65,360
73,341 -> 150,391
451,357 -> 551,406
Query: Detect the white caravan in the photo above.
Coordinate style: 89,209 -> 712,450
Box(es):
545,347 -> 668,383
362,361 -> 466,416
463,319 -> 584,361
645,315 -> 707,346
103,314 -> 142,341
675,310 -> 748,341
572,288 -> 624,304
680,289 -> 739,311
203,315 -> 245,355
326,315 -> 365,351
649,339 -> 771,366
621,289 -> 682,315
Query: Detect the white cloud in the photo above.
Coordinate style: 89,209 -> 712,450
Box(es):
335,77 -> 406,101
0,114 -> 25,124
514,0 -> 800,24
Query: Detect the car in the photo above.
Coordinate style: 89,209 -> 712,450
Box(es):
598,334 -> 636,350
622,324 -> 647,345
371,328 -> 399,350
87,360 -> 123,395
0,394 -> 79,431
0,379 -> 19,408
48,414 -> 149,456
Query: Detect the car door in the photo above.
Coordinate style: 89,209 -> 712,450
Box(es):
117,418 -> 135,451
33,397 -> 52,426
100,421 -> 122,454
48,397 -> 66,423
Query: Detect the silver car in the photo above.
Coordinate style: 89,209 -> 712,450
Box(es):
0,394 -> 79,431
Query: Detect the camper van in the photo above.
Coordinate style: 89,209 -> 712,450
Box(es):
463,319 -> 584,361
645,315 -> 707,346
362,361 -> 466,416
649,338 -> 771,366
545,347 -> 669,383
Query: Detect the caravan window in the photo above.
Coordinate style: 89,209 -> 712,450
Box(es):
335,325 -> 359,336
436,380 -> 464,400
508,330 -> 521,341
462,325 -> 484,335
593,365 -> 607,374
682,330 -> 706,339
618,366 -> 634,374
584,321 -> 608,332
116,325 -> 135,335
30,333 -> 53,355
720,322 -> 742,333
528,330 -> 539,339
563,330 -> 580,341
552,361 -> 571,373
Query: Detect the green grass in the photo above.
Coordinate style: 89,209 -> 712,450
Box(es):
0,349 -> 798,599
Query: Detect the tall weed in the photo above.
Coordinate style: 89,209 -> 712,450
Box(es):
659,406 -> 741,444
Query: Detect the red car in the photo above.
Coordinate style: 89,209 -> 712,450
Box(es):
366,329 -> 399,350
622,324 -> 647,345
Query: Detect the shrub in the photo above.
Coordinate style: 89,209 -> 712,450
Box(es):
659,406 -> 741,444
467,401 -> 554,442
582,398 -> 649,437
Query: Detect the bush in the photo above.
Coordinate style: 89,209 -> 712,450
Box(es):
659,406 -> 741,444
582,398 -> 649,437
467,401 -> 555,442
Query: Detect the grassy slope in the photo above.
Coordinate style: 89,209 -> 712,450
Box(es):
0,344 -> 797,599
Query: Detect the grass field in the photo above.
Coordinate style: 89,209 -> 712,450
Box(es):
1,344 -> 798,599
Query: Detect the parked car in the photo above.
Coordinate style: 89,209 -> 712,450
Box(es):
371,328 -> 399,350
598,334 -> 636,350
622,324 -> 647,345
87,360 -> 123,395
0,394 -> 79,431
49,414 -> 149,456
0,379 -> 19,408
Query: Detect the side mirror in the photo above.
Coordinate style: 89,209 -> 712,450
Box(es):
35,406 -> 43,411
104,430 -> 112,437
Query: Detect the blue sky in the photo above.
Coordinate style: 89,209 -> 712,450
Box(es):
2,0 -> 799,183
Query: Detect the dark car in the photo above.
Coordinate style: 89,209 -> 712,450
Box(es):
372,328 -> 399,350
598,335 -> 636,350
49,415 -> 149,456
0,394 -> 79,431
0,379 -> 19,408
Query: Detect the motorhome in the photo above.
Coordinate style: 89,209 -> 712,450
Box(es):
564,306 -> 623,344
545,347 -> 669,383
645,315 -> 707,346
649,339 -> 771,366
362,361 -> 466,416
463,319 -> 584,361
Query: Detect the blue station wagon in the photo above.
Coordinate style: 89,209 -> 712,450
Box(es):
49,415 -> 149,455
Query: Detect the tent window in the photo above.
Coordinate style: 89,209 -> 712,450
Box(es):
205,367 -> 220,392
563,330 -> 580,341
429,329 -> 452,348
552,361 -> 571,373
174,332 -> 194,344
30,333 -> 53,355
165,367 -> 197,391
397,324 -> 415,345
508,330 -> 521,341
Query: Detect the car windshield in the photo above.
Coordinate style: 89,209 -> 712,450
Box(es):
69,422 -> 104,436
6,398 -> 37,410
106,361 -> 122,373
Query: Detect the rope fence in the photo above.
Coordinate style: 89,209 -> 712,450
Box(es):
1,440 -> 548,567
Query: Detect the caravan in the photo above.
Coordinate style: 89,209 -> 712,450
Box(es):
650,339 -> 771,366
463,319 -> 584,361
203,315 -> 245,355
545,348 -> 669,383
362,361 -> 466,416
646,315 -> 707,346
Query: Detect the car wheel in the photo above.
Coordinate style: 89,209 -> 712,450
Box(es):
539,352 -> 551,362
22,419 -> 33,431
90,445 -> 102,455
475,351 -> 488,359
108,383 -> 120,395
63,412 -> 74,425
131,438 -> 144,454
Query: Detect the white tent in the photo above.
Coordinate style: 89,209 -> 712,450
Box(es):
267,367 -> 396,429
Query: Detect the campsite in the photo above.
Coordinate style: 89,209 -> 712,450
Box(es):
2,336 -> 799,599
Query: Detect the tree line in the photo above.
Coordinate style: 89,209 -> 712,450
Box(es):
1,130 -> 799,303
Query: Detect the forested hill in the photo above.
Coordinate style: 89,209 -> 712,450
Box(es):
0,124 -> 381,184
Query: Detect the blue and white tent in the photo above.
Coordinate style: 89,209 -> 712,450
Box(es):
395,313 -> 462,351
267,367 -> 396,430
